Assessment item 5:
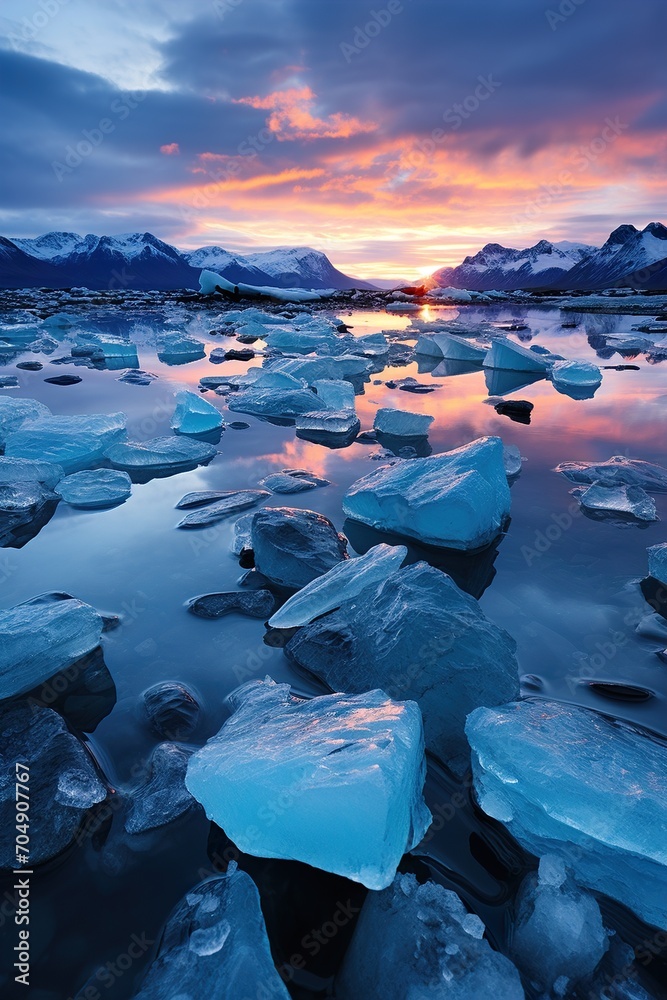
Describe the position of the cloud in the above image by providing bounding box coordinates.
[234,86,376,140]
[160,142,180,155]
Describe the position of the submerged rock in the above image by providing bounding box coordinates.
[572,483,658,523]
[466,700,667,928]
[0,702,106,867]
[374,407,433,437]
[337,873,525,1000]
[269,543,407,629]
[250,506,348,588]
[185,679,431,889]
[187,590,275,619]
[0,593,103,700]
[5,412,127,472]
[171,389,224,435]
[131,866,290,999]
[287,562,519,771]
[177,490,269,528]
[555,455,667,492]
[55,469,132,509]
[343,436,511,550]
[510,855,608,996]
[125,744,197,834]
[142,682,200,740]
[107,435,217,474]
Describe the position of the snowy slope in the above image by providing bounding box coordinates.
[244,246,376,290]
[562,223,667,289]
[12,232,85,261]
[431,239,595,291]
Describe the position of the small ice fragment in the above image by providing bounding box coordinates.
[171,389,224,435]
[374,407,433,437]
[55,469,132,509]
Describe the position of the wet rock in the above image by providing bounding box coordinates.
[177,490,270,528]
[494,399,534,423]
[175,490,232,509]
[187,590,275,619]
[44,374,82,386]
[16,361,43,371]
[142,682,201,740]
[251,507,348,589]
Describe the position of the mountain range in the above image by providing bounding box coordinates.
[430,223,667,292]
[0,232,376,291]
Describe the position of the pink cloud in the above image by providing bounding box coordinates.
[234,86,375,141]
[160,142,180,155]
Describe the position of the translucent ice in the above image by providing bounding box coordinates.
[551,359,602,388]
[125,744,197,834]
[0,456,63,489]
[510,855,608,995]
[5,412,127,472]
[466,699,667,928]
[504,443,523,479]
[157,331,205,363]
[555,455,667,492]
[267,354,372,382]
[648,542,667,585]
[142,682,201,740]
[417,331,487,362]
[0,593,104,700]
[484,337,551,372]
[171,389,224,435]
[55,469,132,509]
[228,386,319,418]
[0,396,51,446]
[0,480,59,548]
[251,506,348,588]
[177,490,269,528]
[107,435,217,473]
[269,543,407,629]
[312,378,356,410]
[185,679,431,889]
[374,407,434,437]
[337,873,525,1000]
[572,483,658,522]
[131,865,290,999]
[287,563,519,770]
[343,436,511,550]
[0,702,106,867]
[259,470,328,494]
[295,409,360,436]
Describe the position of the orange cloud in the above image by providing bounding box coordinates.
[234,86,376,141]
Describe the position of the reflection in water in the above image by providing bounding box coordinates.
[1,302,667,997]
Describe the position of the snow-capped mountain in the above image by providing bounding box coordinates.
[0,231,374,291]
[429,224,667,292]
[431,239,595,291]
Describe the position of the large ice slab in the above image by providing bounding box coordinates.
[466,699,667,928]
[131,865,290,999]
[0,397,51,446]
[228,386,319,418]
[266,354,372,383]
[171,389,224,435]
[55,469,132,509]
[484,337,551,372]
[555,455,667,492]
[0,702,107,867]
[572,483,658,522]
[312,378,356,410]
[343,436,511,550]
[5,412,127,472]
[106,435,217,473]
[416,331,487,362]
[157,331,205,363]
[269,543,407,629]
[199,268,324,303]
[0,456,63,489]
[288,563,519,770]
[510,856,608,995]
[0,593,104,700]
[337,873,525,1000]
[374,407,433,437]
[185,679,431,889]
[251,506,348,588]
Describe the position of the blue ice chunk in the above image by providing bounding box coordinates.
[374,407,433,437]
[251,506,348,588]
[0,593,104,700]
[312,378,356,410]
[466,699,667,928]
[5,412,127,472]
[171,389,224,435]
[648,542,667,585]
[106,435,217,473]
[131,865,290,999]
[337,873,525,999]
[186,679,431,889]
[0,397,51,446]
[343,435,510,550]
[55,469,132,509]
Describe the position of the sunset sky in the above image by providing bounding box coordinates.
[1,0,665,280]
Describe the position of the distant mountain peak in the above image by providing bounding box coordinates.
[604,224,639,247]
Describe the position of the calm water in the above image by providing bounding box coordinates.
[1,301,666,998]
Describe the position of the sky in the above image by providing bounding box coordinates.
[1,0,665,280]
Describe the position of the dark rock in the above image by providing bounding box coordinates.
[0,701,107,867]
[494,399,534,424]
[175,490,233,510]
[16,361,43,371]
[44,374,82,385]
[177,490,270,528]
[251,507,348,589]
[142,682,201,740]
[229,421,250,429]
[0,375,19,387]
[225,348,256,361]
[187,590,275,619]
